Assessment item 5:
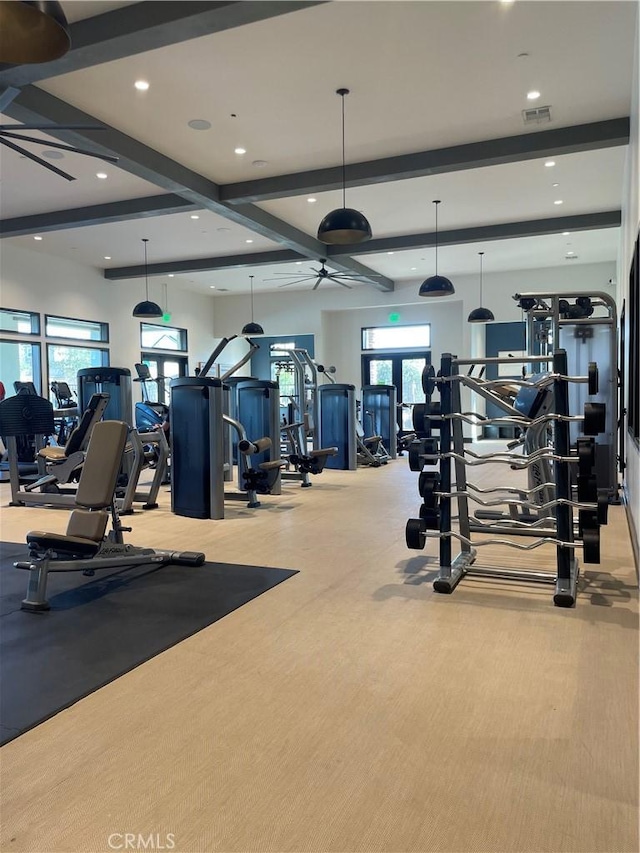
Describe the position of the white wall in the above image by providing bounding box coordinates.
[619,0,640,556]
[212,260,617,377]
[0,243,216,400]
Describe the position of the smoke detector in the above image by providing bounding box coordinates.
[522,105,552,125]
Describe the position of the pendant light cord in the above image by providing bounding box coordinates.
[143,238,150,300]
[250,275,255,321]
[433,200,440,275]
[479,252,484,304]
[341,92,346,209]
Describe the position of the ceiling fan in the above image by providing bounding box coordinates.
[263,259,382,290]
[0,123,119,181]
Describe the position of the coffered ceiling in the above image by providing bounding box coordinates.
[0,0,636,295]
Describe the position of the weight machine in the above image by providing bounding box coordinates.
[273,346,339,483]
[515,290,619,501]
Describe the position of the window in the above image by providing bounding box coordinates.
[45,315,109,342]
[47,344,109,396]
[0,308,40,335]
[362,324,431,350]
[140,323,187,352]
[0,340,42,394]
[628,234,639,442]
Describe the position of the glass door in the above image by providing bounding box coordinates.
[141,353,188,405]
[362,352,430,432]
[400,357,427,431]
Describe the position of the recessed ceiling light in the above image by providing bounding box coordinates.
[307,197,317,203]
[552,182,559,187]
[296,261,303,265]
[411,267,417,271]
[42,149,64,159]
[527,90,541,100]
[104,256,111,260]
[554,199,564,205]
[134,80,149,91]
[245,239,253,243]
[566,251,575,256]
[562,231,570,236]
[188,119,211,130]
[387,251,394,255]
[545,160,556,168]
[190,214,200,220]
[33,235,42,240]
[234,147,246,155]
[96,172,108,179]
[210,285,216,289]
[168,274,174,277]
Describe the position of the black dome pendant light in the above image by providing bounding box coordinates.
[132,239,163,318]
[241,275,264,335]
[317,88,372,245]
[0,1,71,65]
[419,200,455,297]
[467,251,495,323]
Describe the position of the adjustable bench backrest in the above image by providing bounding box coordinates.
[65,392,110,455]
[66,420,129,541]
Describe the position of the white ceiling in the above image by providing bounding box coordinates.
[0,0,636,295]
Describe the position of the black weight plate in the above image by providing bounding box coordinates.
[577,474,598,502]
[588,362,599,395]
[578,508,599,538]
[408,440,425,472]
[576,437,595,475]
[406,517,426,550]
[583,402,606,436]
[412,404,426,433]
[422,364,436,397]
[597,490,609,526]
[582,527,600,564]
[426,402,442,417]
[419,506,441,529]
[418,471,440,498]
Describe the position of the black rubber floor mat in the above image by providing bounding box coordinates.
[0,541,297,745]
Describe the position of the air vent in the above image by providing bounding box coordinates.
[565,255,579,260]
[217,288,229,291]
[522,105,552,125]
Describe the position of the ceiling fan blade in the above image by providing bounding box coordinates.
[278,278,313,288]
[331,272,384,279]
[337,280,353,289]
[0,131,119,163]
[264,274,315,282]
[0,137,76,181]
[312,278,323,290]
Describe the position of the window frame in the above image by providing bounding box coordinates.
[46,342,110,396]
[627,233,639,446]
[139,322,188,353]
[0,307,40,336]
[0,338,42,394]
[44,314,109,344]
[361,323,431,352]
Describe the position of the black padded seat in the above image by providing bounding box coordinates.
[26,531,101,557]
